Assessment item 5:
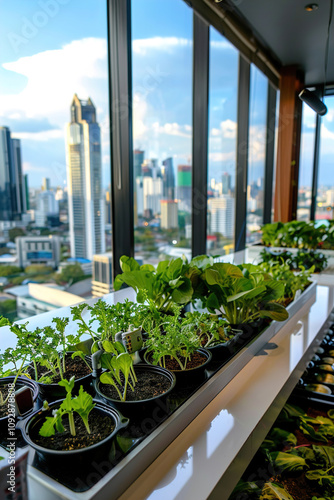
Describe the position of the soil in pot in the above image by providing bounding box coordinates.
[28,355,91,384]
[99,370,171,402]
[162,352,207,371]
[0,384,14,418]
[271,473,320,500]
[31,409,115,451]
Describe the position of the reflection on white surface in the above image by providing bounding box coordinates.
[206,411,234,459]
[147,447,193,500]
[289,321,304,373]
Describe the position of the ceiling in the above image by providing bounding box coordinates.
[213,0,334,86]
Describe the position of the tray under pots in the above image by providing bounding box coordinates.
[93,364,176,418]
[20,399,128,465]
[0,376,39,437]
[144,348,212,383]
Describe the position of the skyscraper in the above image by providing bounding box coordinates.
[66,94,105,260]
[222,172,231,195]
[0,127,26,221]
[162,157,175,199]
[177,164,192,212]
[133,149,144,179]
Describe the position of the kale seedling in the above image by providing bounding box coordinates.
[39,377,95,437]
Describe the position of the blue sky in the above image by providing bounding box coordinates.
[1,0,331,193]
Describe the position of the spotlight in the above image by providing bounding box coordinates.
[298,89,327,116]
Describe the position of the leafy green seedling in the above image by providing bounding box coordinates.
[39,377,95,437]
[100,344,137,402]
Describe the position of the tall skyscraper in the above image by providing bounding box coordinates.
[66,94,105,260]
[0,127,26,221]
[222,172,231,195]
[162,157,175,199]
[208,195,235,239]
[177,164,192,212]
[133,149,144,179]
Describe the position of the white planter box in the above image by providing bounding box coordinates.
[25,282,317,500]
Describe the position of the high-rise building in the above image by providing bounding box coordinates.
[177,164,192,212]
[143,176,163,215]
[66,94,105,260]
[91,252,113,298]
[0,127,26,221]
[161,200,178,229]
[35,190,59,227]
[162,157,175,199]
[134,149,144,179]
[42,177,51,191]
[208,195,235,239]
[222,172,231,195]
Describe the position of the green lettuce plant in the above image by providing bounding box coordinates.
[201,263,288,324]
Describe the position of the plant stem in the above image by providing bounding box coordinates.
[68,412,76,436]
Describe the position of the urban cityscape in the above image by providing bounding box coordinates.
[1,89,334,321]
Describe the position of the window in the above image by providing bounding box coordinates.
[207,27,239,256]
[0,0,111,318]
[131,0,193,265]
[316,95,334,221]
[297,103,316,221]
[246,65,268,244]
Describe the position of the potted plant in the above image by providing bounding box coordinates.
[113,256,194,314]
[199,263,288,339]
[181,311,243,360]
[143,307,212,381]
[93,341,176,416]
[71,298,146,347]
[21,377,128,463]
[0,338,39,434]
[9,318,92,400]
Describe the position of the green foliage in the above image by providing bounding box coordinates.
[39,378,95,437]
[259,482,294,500]
[0,265,21,277]
[145,308,202,370]
[259,248,328,273]
[261,220,330,250]
[99,342,137,401]
[261,428,297,453]
[0,300,16,317]
[8,227,25,242]
[55,263,86,284]
[181,311,235,347]
[114,256,194,313]
[71,299,145,344]
[24,264,54,275]
[259,261,312,302]
[201,262,288,324]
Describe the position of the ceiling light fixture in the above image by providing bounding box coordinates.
[299,0,333,115]
[298,89,327,115]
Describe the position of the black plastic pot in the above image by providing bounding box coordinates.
[20,399,128,464]
[32,352,92,401]
[206,330,245,361]
[144,348,212,382]
[93,364,176,417]
[227,318,268,343]
[0,376,39,437]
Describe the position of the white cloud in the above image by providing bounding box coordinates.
[210,119,237,139]
[209,151,235,162]
[133,37,192,56]
[13,129,64,142]
[152,122,192,138]
[1,38,108,133]
[321,123,334,140]
[210,40,234,51]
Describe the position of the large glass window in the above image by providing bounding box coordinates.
[131,0,193,265]
[0,0,111,318]
[246,65,268,244]
[206,27,239,256]
[316,95,334,221]
[297,103,316,221]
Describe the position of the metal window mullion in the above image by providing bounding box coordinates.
[107,0,134,279]
[191,12,210,257]
[234,55,250,251]
[263,82,277,224]
[310,112,321,221]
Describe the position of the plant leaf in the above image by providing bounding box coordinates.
[260,482,294,500]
